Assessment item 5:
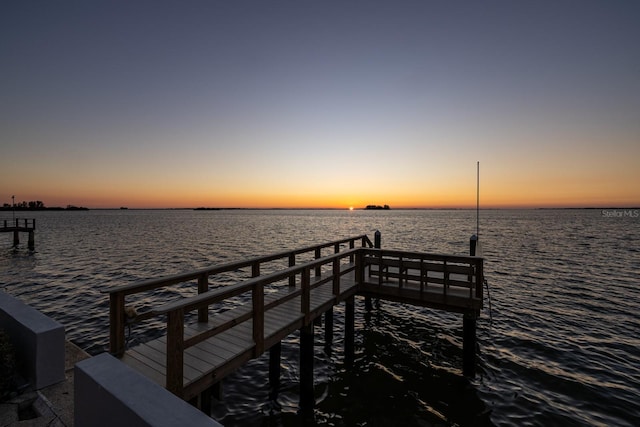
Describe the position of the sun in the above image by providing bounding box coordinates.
[349,206,354,211]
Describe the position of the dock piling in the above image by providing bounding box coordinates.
[324,308,333,354]
[345,296,355,366]
[470,234,478,256]
[269,342,282,401]
[463,313,477,377]
[463,234,480,377]
[299,324,315,412]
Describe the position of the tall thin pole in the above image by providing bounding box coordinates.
[476,162,479,238]
[12,195,15,222]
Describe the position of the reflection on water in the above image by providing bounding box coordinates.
[1,209,638,426]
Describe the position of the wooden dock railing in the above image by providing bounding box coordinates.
[150,248,363,397]
[105,235,373,357]
[361,248,484,311]
[104,233,485,402]
[1,218,36,230]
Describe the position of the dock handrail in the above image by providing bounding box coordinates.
[105,234,373,357]
[151,249,360,397]
[1,218,36,230]
[361,248,484,302]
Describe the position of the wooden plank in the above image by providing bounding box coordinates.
[144,339,223,380]
[182,342,226,368]
[135,341,201,385]
[121,352,166,386]
[215,326,255,352]
[180,328,250,359]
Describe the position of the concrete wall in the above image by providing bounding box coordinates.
[75,353,223,427]
[0,291,65,389]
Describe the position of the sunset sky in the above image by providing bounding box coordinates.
[1,1,639,209]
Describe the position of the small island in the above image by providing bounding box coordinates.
[364,204,390,210]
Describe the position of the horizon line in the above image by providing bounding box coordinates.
[7,206,636,211]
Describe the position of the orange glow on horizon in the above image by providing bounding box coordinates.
[6,188,638,210]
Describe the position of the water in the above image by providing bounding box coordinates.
[0,209,638,426]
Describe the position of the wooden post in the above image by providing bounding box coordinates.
[289,254,296,287]
[301,267,310,324]
[463,312,477,378]
[13,230,19,247]
[109,292,125,357]
[349,239,355,263]
[314,248,321,277]
[197,272,209,323]
[166,308,185,398]
[355,249,363,284]
[324,308,333,355]
[252,283,265,357]
[212,381,223,401]
[269,342,282,401]
[299,323,314,412]
[345,296,355,366]
[365,231,381,311]
[332,258,340,296]
[200,387,212,415]
[374,230,381,249]
[470,234,478,256]
[28,231,34,251]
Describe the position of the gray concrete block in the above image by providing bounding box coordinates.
[74,353,222,427]
[0,291,65,389]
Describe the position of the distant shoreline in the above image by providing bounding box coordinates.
[3,207,637,211]
[0,206,89,211]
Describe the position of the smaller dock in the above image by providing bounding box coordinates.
[1,218,36,250]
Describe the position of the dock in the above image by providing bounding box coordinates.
[105,233,483,416]
[1,218,36,250]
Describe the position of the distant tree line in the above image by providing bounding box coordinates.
[1,201,88,210]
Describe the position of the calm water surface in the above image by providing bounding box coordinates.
[1,209,638,426]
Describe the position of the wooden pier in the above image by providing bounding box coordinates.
[105,234,483,415]
[1,218,35,250]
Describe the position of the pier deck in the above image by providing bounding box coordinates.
[105,234,483,407]
[121,270,359,400]
[1,218,36,249]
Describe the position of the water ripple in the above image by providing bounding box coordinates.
[1,209,638,426]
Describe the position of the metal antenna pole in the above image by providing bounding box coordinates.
[476,162,479,238]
